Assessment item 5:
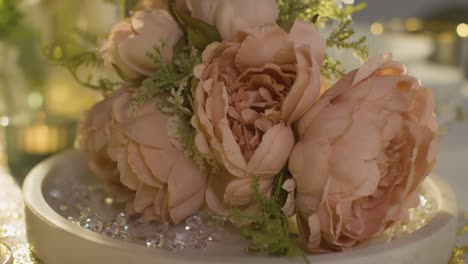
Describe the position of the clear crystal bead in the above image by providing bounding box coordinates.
[116,212,129,227]
[192,231,210,249]
[79,207,93,219]
[207,228,224,241]
[175,233,190,245]
[115,231,130,241]
[206,215,226,229]
[146,233,164,248]
[165,240,185,251]
[103,223,121,238]
[185,215,203,232]
[165,233,191,251]
[83,218,103,233]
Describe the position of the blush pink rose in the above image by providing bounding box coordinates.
[79,89,132,199]
[104,89,208,224]
[289,54,438,252]
[101,9,183,81]
[192,21,326,215]
[80,87,208,224]
[187,0,278,40]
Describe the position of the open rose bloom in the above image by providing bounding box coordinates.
[77,0,440,256]
[289,54,438,252]
[191,20,325,215]
[80,88,207,224]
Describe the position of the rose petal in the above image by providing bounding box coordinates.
[235,25,288,70]
[282,47,321,123]
[224,177,274,206]
[288,20,326,64]
[246,122,295,177]
[133,184,158,213]
[168,155,207,224]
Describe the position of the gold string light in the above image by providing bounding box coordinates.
[370,22,384,36]
[457,23,468,38]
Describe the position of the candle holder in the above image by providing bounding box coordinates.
[2,113,77,184]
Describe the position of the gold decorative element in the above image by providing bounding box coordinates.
[449,247,468,264]
[0,169,42,264]
[449,212,468,263]
[0,243,12,264]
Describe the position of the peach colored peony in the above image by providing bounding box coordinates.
[80,87,207,224]
[187,0,278,40]
[79,89,129,198]
[192,21,326,215]
[289,54,438,252]
[101,9,183,81]
[102,89,208,224]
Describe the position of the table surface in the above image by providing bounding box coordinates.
[436,121,468,212]
[0,122,467,264]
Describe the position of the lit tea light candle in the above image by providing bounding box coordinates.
[17,124,62,156]
[4,116,77,179]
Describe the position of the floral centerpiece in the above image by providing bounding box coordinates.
[70,0,438,259]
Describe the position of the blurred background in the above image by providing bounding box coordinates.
[0,0,120,179]
[0,0,466,182]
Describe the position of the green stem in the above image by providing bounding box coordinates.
[119,0,127,20]
[0,45,15,116]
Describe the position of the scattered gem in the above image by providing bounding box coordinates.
[116,211,129,230]
[192,231,210,249]
[146,233,164,248]
[83,218,104,233]
[185,215,202,232]
[42,175,443,254]
[165,233,189,251]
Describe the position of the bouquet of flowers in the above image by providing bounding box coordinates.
[76,0,438,258]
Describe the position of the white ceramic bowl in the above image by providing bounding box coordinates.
[23,151,458,264]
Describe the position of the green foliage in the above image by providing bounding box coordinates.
[327,17,368,62]
[277,0,318,28]
[133,39,199,112]
[277,0,369,80]
[0,0,23,40]
[169,0,221,50]
[133,39,208,170]
[321,54,346,80]
[43,29,120,93]
[0,0,46,91]
[230,170,308,262]
[105,0,139,19]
